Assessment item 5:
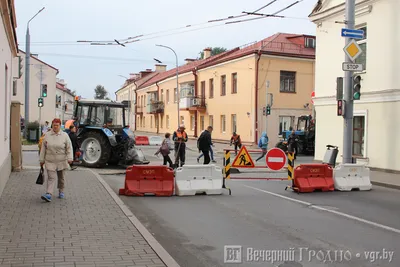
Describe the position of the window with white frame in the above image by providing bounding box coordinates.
[166,115,169,129]
[143,116,146,127]
[209,115,213,128]
[190,115,195,130]
[279,116,293,135]
[220,115,226,133]
[305,37,316,48]
[174,88,177,103]
[150,116,153,128]
[353,116,365,156]
[200,116,205,131]
[160,115,163,129]
[231,114,237,133]
[180,116,184,125]
[355,25,367,70]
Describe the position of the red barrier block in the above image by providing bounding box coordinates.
[135,136,149,145]
[293,164,334,193]
[119,165,174,196]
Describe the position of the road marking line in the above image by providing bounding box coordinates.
[243,185,400,235]
[267,157,285,163]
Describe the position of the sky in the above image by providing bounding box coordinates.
[15,0,317,100]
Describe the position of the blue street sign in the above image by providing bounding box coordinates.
[341,28,364,39]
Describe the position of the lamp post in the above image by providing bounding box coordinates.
[117,75,131,127]
[156,44,179,127]
[24,7,45,138]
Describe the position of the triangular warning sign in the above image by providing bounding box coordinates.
[231,146,255,168]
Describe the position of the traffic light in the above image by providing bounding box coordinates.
[337,100,346,116]
[18,56,23,78]
[64,104,67,111]
[353,75,361,100]
[262,107,266,116]
[38,97,44,107]
[266,105,271,115]
[42,84,48,97]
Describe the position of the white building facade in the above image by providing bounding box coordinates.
[12,51,58,125]
[310,0,400,171]
[55,79,75,123]
[0,0,18,196]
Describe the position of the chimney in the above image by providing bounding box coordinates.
[203,48,212,59]
[185,58,196,64]
[129,73,140,80]
[139,69,153,78]
[155,64,167,72]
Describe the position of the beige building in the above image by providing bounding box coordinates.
[13,51,59,125]
[55,79,75,123]
[0,0,18,196]
[129,33,315,146]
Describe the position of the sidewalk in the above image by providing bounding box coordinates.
[0,169,179,267]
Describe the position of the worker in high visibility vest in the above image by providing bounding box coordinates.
[172,124,188,167]
[230,132,242,155]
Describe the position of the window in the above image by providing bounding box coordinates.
[166,115,169,129]
[355,26,367,70]
[180,116,184,125]
[200,116,205,131]
[144,95,146,106]
[305,37,315,48]
[174,88,177,103]
[279,116,293,135]
[209,79,214,98]
[280,71,296,93]
[220,115,226,133]
[150,116,153,128]
[209,115,213,128]
[190,115,195,130]
[201,81,206,98]
[160,115,163,129]
[166,90,169,103]
[231,114,237,133]
[221,75,226,96]
[143,116,146,127]
[231,73,237,94]
[161,89,164,101]
[4,64,8,139]
[353,116,365,156]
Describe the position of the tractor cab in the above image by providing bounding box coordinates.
[69,98,148,168]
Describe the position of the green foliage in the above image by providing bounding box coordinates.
[94,85,109,99]
[198,47,228,59]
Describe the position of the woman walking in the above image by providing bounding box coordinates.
[39,118,73,202]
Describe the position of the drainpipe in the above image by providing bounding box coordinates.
[156,82,160,134]
[254,52,262,144]
[133,80,138,131]
[192,69,198,137]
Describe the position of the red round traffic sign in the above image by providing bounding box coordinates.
[265,148,287,171]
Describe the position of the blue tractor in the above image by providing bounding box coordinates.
[275,115,315,155]
[67,98,149,168]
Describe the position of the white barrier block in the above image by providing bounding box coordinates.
[149,136,163,146]
[175,164,223,196]
[333,163,372,191]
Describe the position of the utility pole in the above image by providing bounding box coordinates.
[38,65,43,135]
[342,0,356,164]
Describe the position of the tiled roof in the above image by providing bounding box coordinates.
[137,32,315,90]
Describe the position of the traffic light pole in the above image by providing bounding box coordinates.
[38,65,43,136]
[342,0,356,164]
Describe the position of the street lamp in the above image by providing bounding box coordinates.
[156,44,180,127]
[117,75,131,127]
[24,7,45,138]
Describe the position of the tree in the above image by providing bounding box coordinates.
[94,85,109,99]
[198,47,228,59]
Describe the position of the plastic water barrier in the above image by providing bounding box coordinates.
[293,164,335,193]
[135,136,149,145]
[149,136,163,146]
[175,164,224,196]
[333,163,372,191]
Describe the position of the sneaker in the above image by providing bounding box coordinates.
[59,192,65,199]
[212,160,216,163]
[197,158,199,163]
[41,193,51,202]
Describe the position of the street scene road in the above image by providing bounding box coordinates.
[22,146,399,267]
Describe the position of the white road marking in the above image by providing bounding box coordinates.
[267,157,285,163]
[243,185,400,235]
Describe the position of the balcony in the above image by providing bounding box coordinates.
[147,100,165,114]
[179,96,206,111]
[136,106,144,114]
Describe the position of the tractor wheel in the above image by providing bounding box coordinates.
[80,131,111,168]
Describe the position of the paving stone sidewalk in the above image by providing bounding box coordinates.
[0,170,167,267]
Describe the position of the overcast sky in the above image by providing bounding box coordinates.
[15,0,317,99]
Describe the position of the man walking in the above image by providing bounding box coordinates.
[197,126,213,164]
[172,124,188,167]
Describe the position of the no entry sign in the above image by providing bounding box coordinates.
[266,148,287,171]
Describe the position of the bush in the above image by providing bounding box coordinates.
[26,121,39,130]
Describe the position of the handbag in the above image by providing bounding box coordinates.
[36,167,44,185]
[160,140,170,156]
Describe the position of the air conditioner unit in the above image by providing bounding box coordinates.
[192,99,199,106]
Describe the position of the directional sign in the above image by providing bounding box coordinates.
[342,62,363,72]
[343,39,363,62]
[265,148,287,171]
[232,146,254,168]
[341,28,364,39]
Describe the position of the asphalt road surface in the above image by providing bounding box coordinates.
[100,146,400,267]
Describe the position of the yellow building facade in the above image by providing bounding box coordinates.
[119,33,316,146]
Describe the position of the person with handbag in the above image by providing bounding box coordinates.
[39,118,73,202]
[155,133,174,167]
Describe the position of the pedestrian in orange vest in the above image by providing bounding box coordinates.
[172,124,188,167]
[230,132,242,155]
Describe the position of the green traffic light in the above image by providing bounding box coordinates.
[353,92,361,100]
